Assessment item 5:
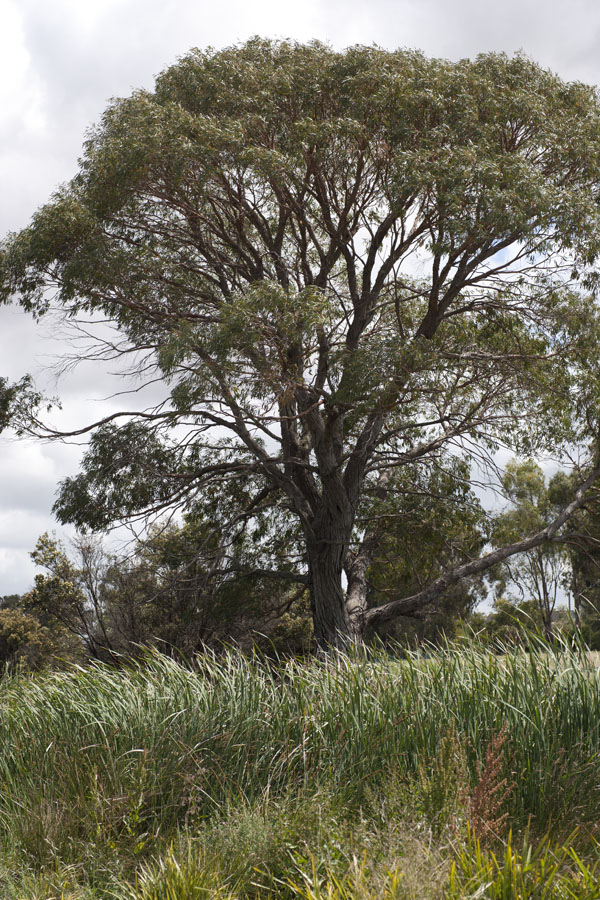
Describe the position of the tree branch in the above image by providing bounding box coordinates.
[365,461,600,627]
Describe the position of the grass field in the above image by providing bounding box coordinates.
[1,643,600,897]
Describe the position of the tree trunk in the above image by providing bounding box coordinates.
[571,568,582,629]
[306,523,362,651]
[344,546,371,639]
[538,558,555,643]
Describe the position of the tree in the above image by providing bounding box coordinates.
[27,527,312,659]
[0,608,54,670]
[568,509,600,644]
[365,456,488,643]
[490,460,571,642]
[4,41,600,649]
[0,376,41,435]
[0,589,83,669]
[546,468,600,645]
[0,594,24,610]
[27,532,111,660]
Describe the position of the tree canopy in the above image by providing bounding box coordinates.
[4,40,600,648]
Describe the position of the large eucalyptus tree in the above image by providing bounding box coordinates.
[4,40,600,648]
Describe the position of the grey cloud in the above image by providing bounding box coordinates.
[0,547,38,596]
[8,0,600,237]
[0,437,81,513]
[300,0,600,84]
[0,305,168,412]
[0,440,80,594]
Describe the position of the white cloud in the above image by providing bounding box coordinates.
[0,1,45,139]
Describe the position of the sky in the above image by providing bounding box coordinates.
[2,0,600,595]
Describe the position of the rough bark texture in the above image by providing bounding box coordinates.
[308,543,352,651]
[344,546,372,640]
[305,506,356,650]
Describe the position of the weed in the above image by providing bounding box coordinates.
[0,644,599,895]
[449,829,600,899]
[466,724,513,845]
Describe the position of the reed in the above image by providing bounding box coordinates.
[0,641,599,896]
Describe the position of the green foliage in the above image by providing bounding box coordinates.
[54,423,184,531]
[366,457,487,642]
[27,525,312,660]
[0,645,598,851]
[129,850,238,899]
[477,597,547,646]
[490,460,571,640]
[0,608,54,670]
[0,591,82,670]
[417,726,469,835]
[449,830,600,899]
[545,470,600,647]
[0,594,25,610]
[0,374,44,435]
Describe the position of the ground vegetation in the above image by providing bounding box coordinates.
[0,644,598,897]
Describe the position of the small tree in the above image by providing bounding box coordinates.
[0,593,83,670]
[4,41,600,648]
[546,469,600,644]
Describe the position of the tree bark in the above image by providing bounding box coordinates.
[302,460,600,652]
[344,546,372,640]
[305,513,360,651]
[537,556,555,643]
[307,545,352,651]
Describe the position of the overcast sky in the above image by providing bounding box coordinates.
[2,0,600,595]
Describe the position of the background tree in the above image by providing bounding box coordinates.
[490,460,571,642]
[0,376,42,435]
[27,526,312,659]
[0,608,54,670]
[545,468,600,646]
[364,455,488,643]
[0,592,83,670]
[4,41,600,648]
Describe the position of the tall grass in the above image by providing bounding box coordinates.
[0,642,600,896]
